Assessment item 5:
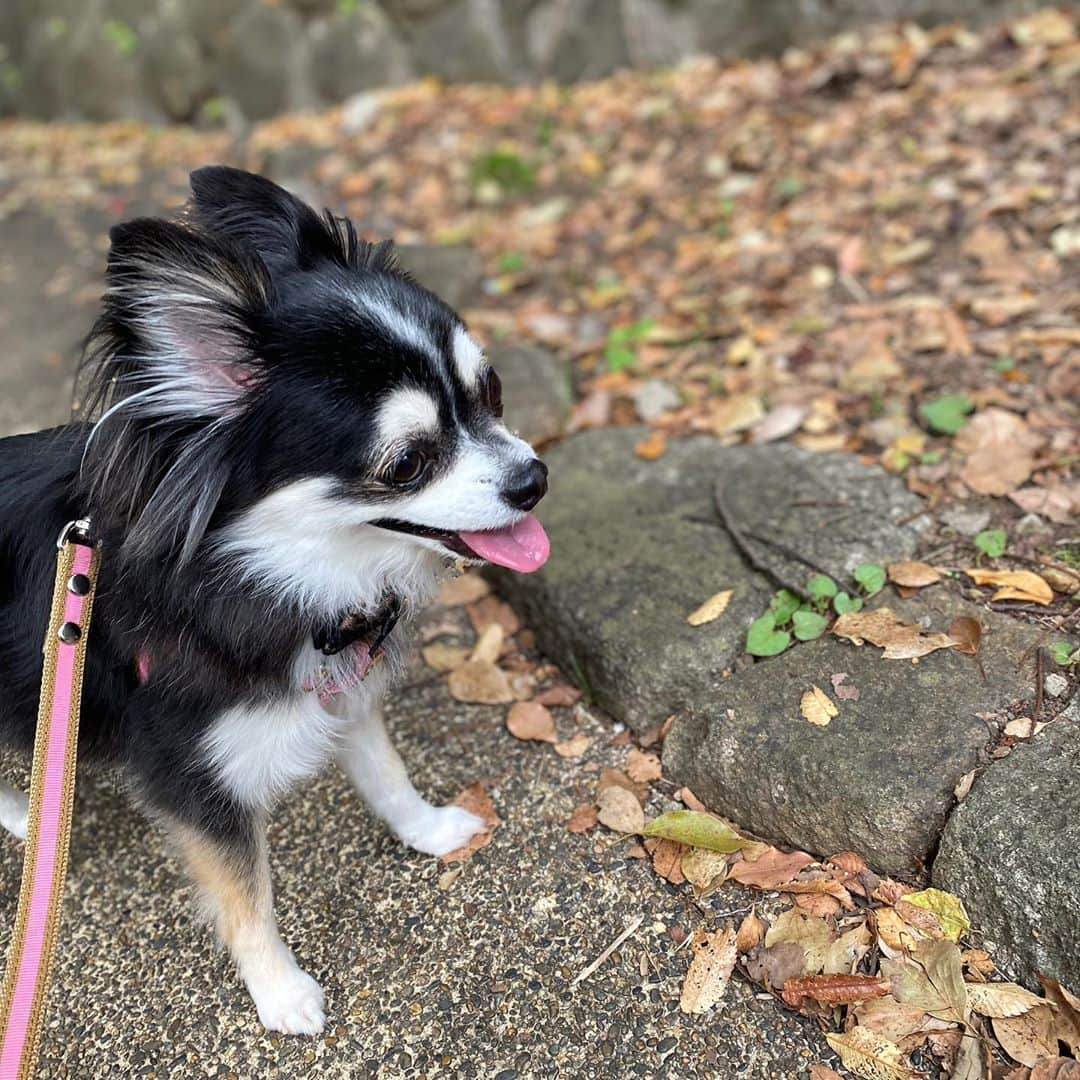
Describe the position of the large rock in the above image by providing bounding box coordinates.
[215,3,305,120]
[494,428,775,733]
[662,595,1047,879]
[139,10,212,122]
[488,344,570,447]
[307,6,412,104]
[409,0,515,83]
[395,243,485,311]
[715,443,928,595]
[933,700,1080,989]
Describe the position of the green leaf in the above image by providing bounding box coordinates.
[1051,641,1079,666]
[497,251,526,273]
[806,574,838,600]
[833,592,863,615]
[746,612,792,657]
[642,811,750,853]
[769,589,801,625]
[854,563,886,596]
[604,343,637,372]
[919,393,974,435]
[792,610,828,641]
[974,529,1007,558]
[904,888,971,943]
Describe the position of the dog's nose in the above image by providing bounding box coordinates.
[503,458,548,512]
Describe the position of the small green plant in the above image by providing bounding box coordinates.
[1050,641,1080,667]
[974,529,1007,559]
[769,589,801,625]
[774,176,805,203]
[604,319,655,372]
[497,251,527,273]
[792,610,828,641]
[807,575,838,602]
[919,393,974,436]
[470,149,536,194]
[338,0,361,12]
[833,592,863,615]
[989,356,1016,374]
[103,20,137,57]
[854,563,886,596]
[746,612,792,657]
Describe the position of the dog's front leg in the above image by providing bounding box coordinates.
[165,812,326,1035]
[336,700,485,857]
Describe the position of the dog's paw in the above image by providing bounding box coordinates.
[397,805,487,857]
[0,788,28,841]
[248,961,326,1036]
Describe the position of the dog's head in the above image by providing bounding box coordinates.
[81,167,549,606]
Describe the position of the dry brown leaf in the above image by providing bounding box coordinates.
[466,595,521,636]
[948,617,982,656]
[680,925,738,1014]
[1011,485,1078,525]
[793,892,843,919]
[765,909,836,974]
[825,1027,916,1080]
[831,672,861,700]
[993,1006,1060,1068]
[809,1066,844,1080]
[437,865,463,890]
[783,877,855,911]
[1040,977,1080,1057]
[955,408,1044,496]
[470,622,505,664]
[448,660,515,704]
[596,786,645,834]
[781,973,893,1009]
[750,404,808,444]
[833,608,958,660]
[506,701,558,743]
[680,848,729,893]
[854,995,938,1046]
[744,941,809,991]
[626,748,663,783]
[679,787,709,812]
[646,837,687,884]
[962,949,995,982]
[801,685,839,726]
[954,770,977,801]
[533,684,583,707]
[710,393,765,436]
[728,847,815,889]
[597,768,644,801]
[736,909,766,953]
[1040,567,1080,595]
[566,803,599,833]
[1031,1060,1080,1080]
[553,733,593,758]
[439,782,500,864]
[687,588,734,626]
[966,981,1044,1018]
[634,429,668,460]
[874,907,930,954]
[437,574,492,606]
[421,641,472,672]
[887,561,943,588]
[964,569,1054,606]
[823,922,873,975]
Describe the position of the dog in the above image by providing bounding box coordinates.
[0,167,549,1034]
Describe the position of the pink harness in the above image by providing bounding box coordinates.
[0,521,99,1080]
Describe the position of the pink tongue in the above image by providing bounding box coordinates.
[459,514,550,573]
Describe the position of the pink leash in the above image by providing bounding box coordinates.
[0,520,99,1080]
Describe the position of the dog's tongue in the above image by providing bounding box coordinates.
[459,514,550,573]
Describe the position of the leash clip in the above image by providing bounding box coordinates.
[56,518,93,550]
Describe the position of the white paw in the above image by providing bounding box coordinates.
[397,805,486,857]
[0,790,28,841]
[247,960,326,1036]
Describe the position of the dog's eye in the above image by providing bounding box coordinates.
[482,368,503,418]
[389,449,427,485]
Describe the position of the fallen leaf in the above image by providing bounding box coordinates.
[967,981,1045,1018]
[887,562,943,588]
[646,837,687,884]
[743,941,808,991]
[1040,977,1080,1056]
[596,786,645,834]
[687,589,734,626]
[626,748,663,783]
[884,941,968,1023]
[553,733,593,758]
[801,685,839,726]
[439,782,500,864]
[680,847,729,893]
[955,408,1044,496]
[533,684,583,707]
[750,404,808,444]
[597,768,643,800]
[678,788,708,812]
[634,429,668,460]
[437,574,492,606]
[948,617,982,656]
[642,811,750,853]
[993,1007,1060,1067]
[448,660,515,704]
[831,672,861,700]
[1031,1060,1080,1080]
[680,925,738,1014]
[710,393,765,436]
[904,889,970,943]
[1004,716,1044,740]
[765,909,836,974]
[1010,486,1078,525]
[833,608,958,660]
[964,570,1054,606]
[825,1027,915,1080]
[854,995,937,1045]
[506,701,558,742]
[809,1066,844,1080]
[470,622,505,664]
[781,973,893,1009]
[728,847,815,889]
[823,922,873,975]
[566,803,599,833]
[950,1029,988,1080]
[422,641,472,672]
[954,770,977,801]
[466,595,521,636]
[736,909,766,953]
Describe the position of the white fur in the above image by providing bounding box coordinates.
[375,387,440,447]
[351,287,438,360]
[243,943,326,1036]
[451,326,485,388]
[0,780,28,840]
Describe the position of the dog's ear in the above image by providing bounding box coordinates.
[100,217,269,420]
[188,165,387,276]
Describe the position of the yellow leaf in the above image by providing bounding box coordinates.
[634,430,668,460]
[903,888,971,943]
[967,980,1045,1018]
[687,589,734,626]
[964,569,1054,606]
[801,685,838,726]
[825,1028,916,1080]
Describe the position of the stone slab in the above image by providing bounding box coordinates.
[488,343,571,447]
[395,243,485,312]
[933,699,1080,990]
[662,595,1047,879]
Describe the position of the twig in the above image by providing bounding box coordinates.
[896,506,933,527]
[1034,649,1044,723]
[571,914,645,986]
[713,486,781,583]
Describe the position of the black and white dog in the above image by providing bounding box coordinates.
[0,168,549,1034]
